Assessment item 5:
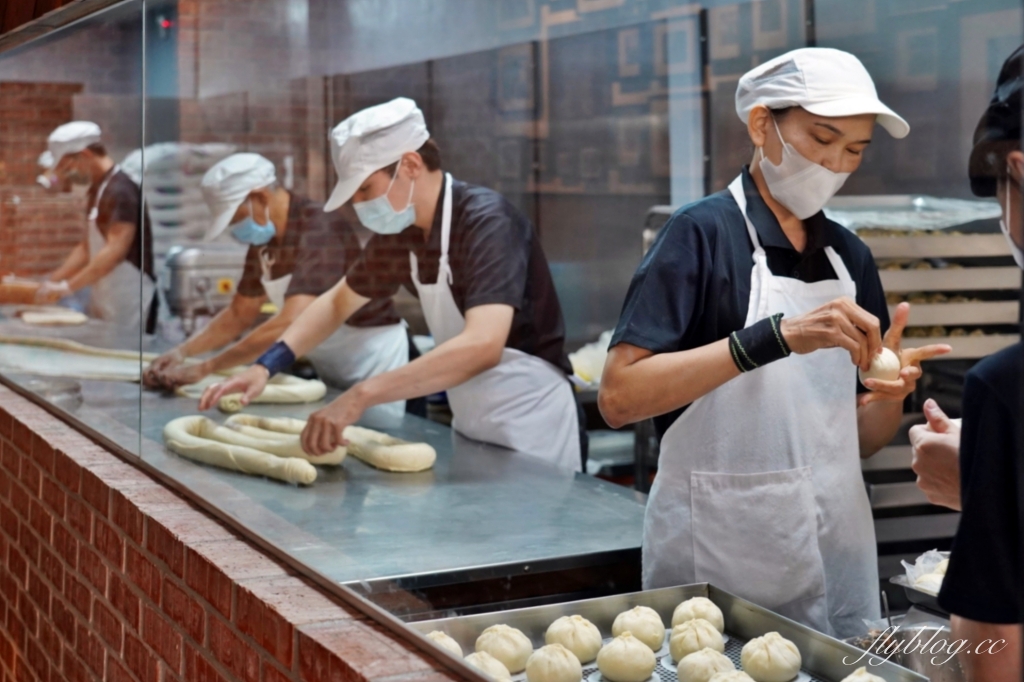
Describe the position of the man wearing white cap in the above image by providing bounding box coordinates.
[36,121,157,331]
[144,153,412,417]
[599,48,950,636]
[200,97,585,473]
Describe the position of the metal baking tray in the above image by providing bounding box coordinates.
[409,583,927,681]
[890,575,947,616]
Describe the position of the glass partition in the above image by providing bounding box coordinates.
[0,0,1020,671]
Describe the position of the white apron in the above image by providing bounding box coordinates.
[641,175,878,638]
[260,248,409,417]
[86,166,156,330]
[409,173,581,473]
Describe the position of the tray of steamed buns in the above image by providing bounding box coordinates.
[409,584,927,682]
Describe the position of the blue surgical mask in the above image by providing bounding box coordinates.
[353,167,416,235]
[230,199,276,245]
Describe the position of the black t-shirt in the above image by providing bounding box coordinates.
[88,168,154,279]
[610,167,890,438]
[938,342,1022,624]
[346,178,572,374]
[236,194,398,328]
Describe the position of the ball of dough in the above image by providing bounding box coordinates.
[426,631,462,657]
[670,618,724,662]
[612,606,665,651]
[710,673,756,682]
[672,597,725,633]
[476,624,534,674]
[840,667,885,682]
[545,615,602,663]
[914,572,944,595]
[526,644,583,682]
[934,558,949,576]
[597,632,657,682]
[859,348,901,385]
[465,651,512,682]
[741,632,801,682]
[678,648,735,682]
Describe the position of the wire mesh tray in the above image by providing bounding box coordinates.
[409,583,927,681]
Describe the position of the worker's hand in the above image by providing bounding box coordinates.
[300,388,366,456]
[143,349,185,388]
[158,361,212,391]
[858,303,951,405]
[198,365,269,411]
[909,399,962,511]
[780,296,882,371]
[33,280,70,305]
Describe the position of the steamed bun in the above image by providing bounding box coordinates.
[841,667,886,682]
[914,572,944,595]
[597,632,657,682]
[526,644,583,682]
[612,606,665,651]
[670,618,724,662]
[545,615,602,663]
[934,558,949,576]
[672,597,725,633]
[740,632,801,682]
[426,630,462,657]
[710,673,756,682]
[859,348,901,385]
[476,624,534,674]
[677,648,735,682]
[465,651,512,681]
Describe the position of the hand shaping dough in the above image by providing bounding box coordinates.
[176,373,327,413]
[672,597,725,633]
[611,606,665,651]
[224,415,345,464]
[670,618,724,662]
[678,648,735,682]
[476,624,533,674]
[710,673,755,682]
[840,668,885,682]
[525,644,583,682]
[426,631,463,657]
[342,425,436,472]
[163,416,316,485]
[545,615,602,664]
[465,651,512,682]
[859,348,901,385]
[740,632,801,682]
[596,632,656,682]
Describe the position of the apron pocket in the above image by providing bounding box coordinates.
[690,467,826,611]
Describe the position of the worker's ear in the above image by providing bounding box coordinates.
[747,105,772,150]
[401,151,426,180]
[248,187,273,216]
[1007,150,1024,185]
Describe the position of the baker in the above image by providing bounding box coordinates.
[35,121,157,332]
[144,153,413,417]
[199,98,585,473]
[910,45,1023,681]
[598,48,949,637]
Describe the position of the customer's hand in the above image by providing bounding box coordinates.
[909,399,961,511]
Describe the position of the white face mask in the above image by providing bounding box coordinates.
[758,115,851,220]
[1000,172,1024,270]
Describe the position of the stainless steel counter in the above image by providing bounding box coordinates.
[0,312,646,610]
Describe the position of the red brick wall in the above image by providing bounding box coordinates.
[0,189,85,278]
[0,385,461,682]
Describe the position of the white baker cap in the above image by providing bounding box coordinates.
[48,121,103,165]
[200,153,277,240]
[736,48,909,139]
[324,97,430,212]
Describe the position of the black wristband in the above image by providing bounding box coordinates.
[728,313,791,373]
[255,341,296,377]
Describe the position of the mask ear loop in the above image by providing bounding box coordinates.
[758,112,785,164]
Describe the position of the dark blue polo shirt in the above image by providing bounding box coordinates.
[610,167,890,438]
[938,342,1022,623]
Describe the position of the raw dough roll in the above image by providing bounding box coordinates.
[20,308,88,326]
[525,644,583,682]
[476,624,533,674]
[465,651,512,682]
[678,648,735,682]
[426,631,463,657]
[342,425,436,472]
[545,615,602,663]
[176,373,327,413]
[740,632,801,682]
[669,618,724,662]
[672,597,725,633]
[163,416,316,485]
[859,348,901,385]
[223,415,346,465]
[840,668,885,682]
[611,606,665,651]
[596,633,656,682]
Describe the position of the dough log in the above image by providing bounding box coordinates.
[342,425,436,472]
[224,414,345,465]
[176,373,328,413]
[163,416,316,485]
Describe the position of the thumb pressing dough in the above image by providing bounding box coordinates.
[216,415,345,465]
[859,348,901,385]
[163,416,316,485]
[175,372,327,413]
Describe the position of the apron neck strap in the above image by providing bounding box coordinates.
[440,173,453,262]
[91,164,120,213]
[727,175,764,255]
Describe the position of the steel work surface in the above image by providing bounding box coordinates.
[0,313,646,588]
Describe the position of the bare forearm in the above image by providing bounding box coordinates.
[50,243,88,282]
[951,616,1022,682]
[599,339,740,428]
[280,280,366,357]
[857,400,902,457]
[176,304,258,358]
[205,314,293,372]
[67,244,128,291]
